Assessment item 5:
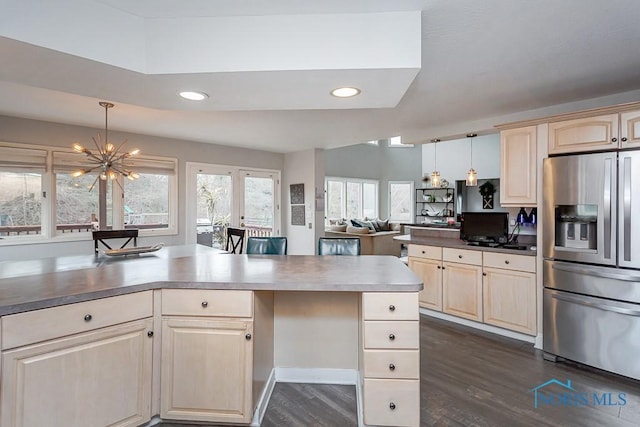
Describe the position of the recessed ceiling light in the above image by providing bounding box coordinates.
[331,87,361,98]
[178,91,209,101]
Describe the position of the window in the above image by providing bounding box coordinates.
[388,136,414,148]
[389,181,414,222]
[325,177,378,222]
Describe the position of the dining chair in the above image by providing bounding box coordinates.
[246,237,287,255]
[93,229,138,255]
[318,237,361,256]
[225,227,246,254]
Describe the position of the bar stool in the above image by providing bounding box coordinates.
[318,237,361,256]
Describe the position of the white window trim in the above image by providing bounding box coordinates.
[0,141,178,246]
[324,177,379,222]
[388,136,414,148]
[388,180,415,222]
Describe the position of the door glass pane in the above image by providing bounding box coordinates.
[244,176,274,237]
[0,171,42,236]
[124,174,169,229]
[389,182,412,222]
[326,180,344,221]
[363,182,377,219]
[197,173,232,248]
[346,182,361,219]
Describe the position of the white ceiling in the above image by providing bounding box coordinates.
[1,0,640,153]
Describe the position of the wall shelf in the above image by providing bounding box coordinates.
[416,187,455,221]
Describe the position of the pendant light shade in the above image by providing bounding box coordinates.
[466,133,478,186]
[431,139,441,187]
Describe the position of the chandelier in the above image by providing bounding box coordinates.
[71,101,139,191]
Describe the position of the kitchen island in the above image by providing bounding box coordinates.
[0,245,422,427]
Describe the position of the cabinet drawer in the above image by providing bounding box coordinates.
[443,248,482,265]
[407,244,441,260]
[363,321,419,350]
[483,251,536,273]
[362,292,419,321]
[363,350,419,379]
[162,289,253,318]
[2,291,153,350]
[363,378,420,427]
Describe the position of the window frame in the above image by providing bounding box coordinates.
[388,136,414,148]
[324,177,379,223]
[388,180,415,222]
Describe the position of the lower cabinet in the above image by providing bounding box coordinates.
[1,318,153,427]
[160,289,256,424]
[408,257,442,311]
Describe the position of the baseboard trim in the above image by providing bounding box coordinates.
[274,367,358,385]
[420,308,536,344]
[534,333,544,349]
[251,368,277,427]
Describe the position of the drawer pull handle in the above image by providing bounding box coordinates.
[84,314,92,322]
[389,304,396,311]
[389,402,396,410]
[201,301,208,308]
[147,331,154,338]
[505,260,510,264]
[389,333,396,341]
[389,363,396,371]
[245,333,252,340]
[421,251,425,254]
[458,255,463,259]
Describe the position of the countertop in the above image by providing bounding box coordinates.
[395,234,537,256]
[0,245,422,316]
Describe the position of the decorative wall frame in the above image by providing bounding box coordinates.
[290,183,305,205]
[291,205,305,226]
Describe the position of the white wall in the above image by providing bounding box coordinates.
[0,115,284,260]
[282,148,324,255]
[421,134,500,183]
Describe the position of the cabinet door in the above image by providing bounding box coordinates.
[483,267,536,335]
[500,126,537,206]
[408,258,442,311]
[621,110,640,148]
[548,114,619,154]
[442,262,483,321]
[1,318,153,427]
[161,317,253,424]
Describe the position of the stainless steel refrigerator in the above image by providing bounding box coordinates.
[543,150,640,380]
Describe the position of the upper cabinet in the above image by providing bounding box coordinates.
[548,109,640,154]
[621,110,640,148]
[500,126,537,206]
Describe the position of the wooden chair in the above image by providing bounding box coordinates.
[225,227,246,254]
[318,237,361,256]
[246,237,287,255]
[93,229,138,255]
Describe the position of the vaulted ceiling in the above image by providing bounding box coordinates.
[1,0,640,152]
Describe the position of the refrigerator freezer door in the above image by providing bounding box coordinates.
[543,152,617,265]
[619,150,640,269]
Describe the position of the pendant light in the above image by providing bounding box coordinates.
[466,133,478,186]
[430,138,441,187]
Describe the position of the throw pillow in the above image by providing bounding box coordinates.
[376,218,391,231]
[346,225,370,234]
[329,224,348,232]
[354,219,376,231]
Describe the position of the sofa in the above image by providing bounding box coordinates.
[324,221,403,256]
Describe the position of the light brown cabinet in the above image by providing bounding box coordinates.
[500,126,537,206]
[442,260,483,322]
[621,110,640,148]
[407,245,442,311]
[160,289,256,424]
[1,292,154,427]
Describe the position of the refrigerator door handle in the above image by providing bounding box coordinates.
[550,291,640,317]
[603,157,612,260]
[623,156,632,262]
[552,261,640,282]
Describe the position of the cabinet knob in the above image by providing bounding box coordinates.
[612,137,618,142]
[389,363,396,371]
[482,272,487,276]
[458,255,463,259]
[505,260,510,264]
[389,402,396,410]
[389,333,396,341]
[437,265,441,269]
[389,304,396,312]
[421,250,425,254]
[201,301,208,308]
[442,266,446,270]
[622,137,628,142]
[245,333,252,340]
[147,331,154,338]
[84,314,92,322]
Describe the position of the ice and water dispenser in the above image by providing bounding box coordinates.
[555,205,597,250]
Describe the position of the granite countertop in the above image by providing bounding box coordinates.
[396,234,537,257]
[0,245,422,316]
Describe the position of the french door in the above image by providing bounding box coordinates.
[186,163,280,247]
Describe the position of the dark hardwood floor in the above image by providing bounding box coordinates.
[160,314,640,426]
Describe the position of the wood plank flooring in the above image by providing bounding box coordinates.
[159,314,640,426]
